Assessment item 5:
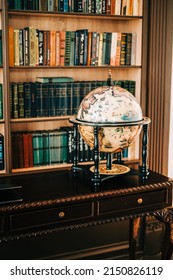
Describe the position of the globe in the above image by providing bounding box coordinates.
[77,85,143,153]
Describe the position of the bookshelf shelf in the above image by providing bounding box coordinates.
[0,0,146,176]
[10,65,142,70]
[11,116,72,123]
[8,10,143,21]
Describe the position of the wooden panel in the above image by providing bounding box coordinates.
[147,0,167,174]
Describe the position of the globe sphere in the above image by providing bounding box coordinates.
[77,86,143,153]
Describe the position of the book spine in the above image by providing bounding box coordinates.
[42,131,50,165]
[58,82,68,116]
[23,133,30,168]
[9,26,14,67]
[131,32,137,65]
[67,82,73,115]
[14,29,20,66]
[30,82,37,117]
[23,27,29,66]
[38,30,44,65]
[64,31,71,66]
[91,32,98,66]
[105,32,112,65]
[79,29,88,66]
[12,83,19,119]
[0,134,4,170]
[69,31,75,66]
[23,82,31,118]
[60,31,66,66]
[55,31,60,66]
[115,32,122,66]
[125,33,132,65]
[48,82,56,116]
[120,33,127,65]
[50,30,56,66]
[18,82,25,118]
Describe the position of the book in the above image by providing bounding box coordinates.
[55,31,60,66]
[42,130,50,165]
[105,32,112,65]
[18,29,24,66]
[23,82,32,118]
[0,134,4,170]
[11,83,19,119]
[32,131,44,166]
[38,30,44,65]
[59,30,66,66]
[120,33,127,65]
[69,31,75,66]
[91,32,98,66]
[49,30,56,66]
[36,76,74,83]
[131,32,137,65]
[36,82,49,117]
[65,31,72,66]
[115,0,122,15]
[57,82,68,116]
[125,33,132,65]
[110,32,118,66]
[9,26,14,67]
[17,82,25,118]
[48,82,56,116]
[14,29,20,66]
[115,32,122,66]
[61,126,74,163]
[78,29,88,66]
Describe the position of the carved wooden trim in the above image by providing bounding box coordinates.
[0,212,152,243]
[0,181,172,213]
[153,207,173,243]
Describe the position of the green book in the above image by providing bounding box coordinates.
[11,83,19,119]
[32,131,43,166]
[48,83,56,117]
[42,131,50,165]
[36,77,74,83]
[23,82,31,118]
[64,31,72,66]
[17,83,25,118]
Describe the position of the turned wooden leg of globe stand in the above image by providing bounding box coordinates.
[153,207,173,259]
[141,124,149,180]
[129,217,140,259]
[92,127,100,190]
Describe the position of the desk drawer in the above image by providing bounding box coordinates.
[98,190,168,215]
[10,202,93,231]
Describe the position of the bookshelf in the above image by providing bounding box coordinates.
[1,0,146,176]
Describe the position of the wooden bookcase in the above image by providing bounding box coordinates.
[1,0,147,176]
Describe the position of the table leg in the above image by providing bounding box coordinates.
[153,207,173,259]
[129,217,140,259]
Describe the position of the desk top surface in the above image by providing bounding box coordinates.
[0,165,172,208]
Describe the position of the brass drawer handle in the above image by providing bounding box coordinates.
[137,198,143,204]
[58,211,65,218]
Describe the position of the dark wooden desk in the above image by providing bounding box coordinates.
[0,165,172,260]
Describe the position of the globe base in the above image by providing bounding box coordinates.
[90,163,130,176]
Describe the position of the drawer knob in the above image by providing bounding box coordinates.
[58,211,65,218]
[137,198,143,204]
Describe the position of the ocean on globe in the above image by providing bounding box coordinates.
[77,86,143,153]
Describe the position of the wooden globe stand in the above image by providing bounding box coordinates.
[69,117,151,190]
